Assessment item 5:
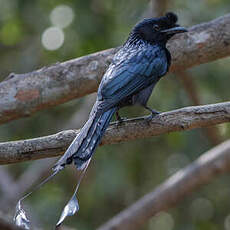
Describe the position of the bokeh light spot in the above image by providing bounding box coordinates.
[149,212,174,230]
[41,27,64,51]
[189,198,214,221]
[50,5,74,28]
[225,215,230,230]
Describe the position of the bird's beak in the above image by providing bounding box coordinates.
[161,26,188,35]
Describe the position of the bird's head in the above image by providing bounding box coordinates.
[129,12,187,45]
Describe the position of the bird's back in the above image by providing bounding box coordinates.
[96,43,169,112]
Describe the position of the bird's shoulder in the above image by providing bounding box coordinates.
[101,44,168,85]
[113,43,162,65]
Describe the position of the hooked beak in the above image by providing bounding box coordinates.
[161,26,188,35]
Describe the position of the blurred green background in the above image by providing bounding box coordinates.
[0,0,230,229]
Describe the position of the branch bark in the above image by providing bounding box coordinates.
[1,14,230,125]
[97,139,230,230]
[0,101,229,165]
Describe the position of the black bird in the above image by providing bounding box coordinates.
[53,12,187,172]
[14,12,187,229]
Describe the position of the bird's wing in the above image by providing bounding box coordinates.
[97,45,168,110]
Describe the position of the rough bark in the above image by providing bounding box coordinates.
[97,139,230,230]
[1,14,230,125]
[0,101,229,165]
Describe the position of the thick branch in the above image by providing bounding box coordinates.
[1,14,230,125]
[0,101,229,164]
[97,139,230,230]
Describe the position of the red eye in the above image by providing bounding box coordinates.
[153,25,160,31]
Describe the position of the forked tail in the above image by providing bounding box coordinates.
[14,104,117,229]
[54,104,117,171]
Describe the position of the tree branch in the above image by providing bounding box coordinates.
[1,14,230,125]
[0,101,229,164]
[97,139,230,230]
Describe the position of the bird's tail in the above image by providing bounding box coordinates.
[14,105,117,229]
[54,104,117,171]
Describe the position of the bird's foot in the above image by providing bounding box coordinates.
[146,110,160,122]
[116,117,127,127]
[115,111,127,126]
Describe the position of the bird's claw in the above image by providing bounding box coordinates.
[115,111,127,126]
[146,111,160,122]
[116,116,127,127]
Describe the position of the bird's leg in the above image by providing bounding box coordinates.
[115,111,126,122]
[115,111,122,122]
[115,111,127,127]
[143,105,160,121]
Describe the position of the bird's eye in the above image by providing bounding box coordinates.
[153,25,160,31]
